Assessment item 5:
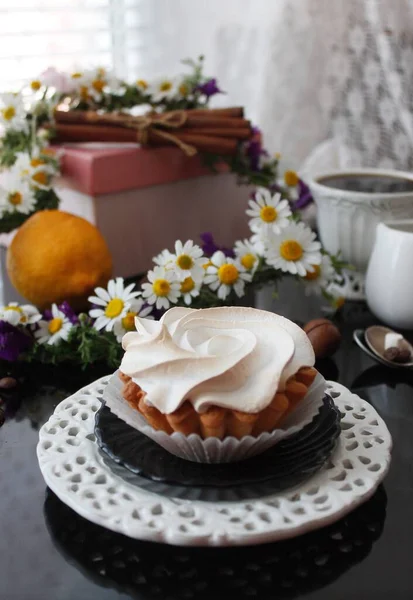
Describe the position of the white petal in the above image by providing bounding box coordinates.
[211,251,225,266]
[123,282,138,297]
[233,280,246,297]
[217,284,229,300]
[115,278,125,297]
[94,287,111,302]
[208,280,220,291]
[93,316,109,331]
[87,295,107,307]
[108,279,116,297]
[139,305,153,317]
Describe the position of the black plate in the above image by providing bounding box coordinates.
[95,396,341,501]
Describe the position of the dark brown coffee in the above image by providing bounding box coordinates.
[317,173,413,194]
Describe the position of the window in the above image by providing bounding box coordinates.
[0,0,148,91]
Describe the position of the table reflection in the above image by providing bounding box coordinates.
[45,486,387,600]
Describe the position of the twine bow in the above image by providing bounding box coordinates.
[86,110,197,156]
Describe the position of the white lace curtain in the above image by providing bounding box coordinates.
[143,0,413,173]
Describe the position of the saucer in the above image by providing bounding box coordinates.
[37,377,392,546]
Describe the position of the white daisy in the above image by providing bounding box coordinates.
[136,78,150,94]
[69,68,95,102]
[35,304,73,345]
[150,76,178,102]
[234,239,260,276]
[113,298,153,342]
[0,93,27,131]
[249,231,267,255]
[141,266,181,310]
[12,151,55,190]
[179,269,204,305]
[85,67,120,101]
[0,302,41,326]
[204,251,252,300]
[303,255,336,296]
[246,188,292,236]
[27,78,43,93]
[88,277,140,332]
[170,240,207,280]
[0,176,36,214]
[265,222,322,277]
[176,78,191,98]
[153,249,175,268]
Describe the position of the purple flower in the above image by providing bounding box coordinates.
[200,232,219,256]
[245,127,268,172]
[58,301,79,325]
[0,321,33,362]
[200,233,235,258]
[44,301,79,324]
[293,179,314,210]
[197,78,222,98]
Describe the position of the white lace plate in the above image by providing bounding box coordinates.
[37,377,392,547]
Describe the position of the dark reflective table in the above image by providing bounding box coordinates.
[1,301,413,600]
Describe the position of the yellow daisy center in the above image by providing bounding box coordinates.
[153,279,171,297]
[30,80,41,91]
[5,305,23,313]
[71,72,83,79]
[9,192,23,206]
[180,277,195,293]
[2,106,15,121]
[334,296,345,309]
[284,170,299,187]
[305,264,321,281]
[280,240,303,261]
[80,85,89,100]
[121,311,137,331]
[32,171,48,186]
[218,264,239,285]
[176,254,193,270]
[48,317,63,334]
[240,253,256,270]
[30,158,45,168]
[136,79,148,90]
[92,79,105,93]
[260,205,277,223]
[179,83,189,96]
[160,81,172,92]
[105,298,124,318]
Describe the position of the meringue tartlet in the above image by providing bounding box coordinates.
[118,306,318,440]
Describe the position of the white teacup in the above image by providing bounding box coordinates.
[308,168,413,273]
[366,220,413,329]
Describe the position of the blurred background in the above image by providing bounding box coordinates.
[2,0,413,172]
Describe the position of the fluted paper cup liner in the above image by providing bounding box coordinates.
[102,371,326,463]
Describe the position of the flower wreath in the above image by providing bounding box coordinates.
[0,57,344,368]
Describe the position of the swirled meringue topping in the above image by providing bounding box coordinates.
[120,306,315,414]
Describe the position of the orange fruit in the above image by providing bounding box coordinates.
[7,210,112,310]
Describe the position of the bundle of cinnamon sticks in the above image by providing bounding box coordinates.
[52,107,252,156]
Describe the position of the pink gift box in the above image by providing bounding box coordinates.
[57,144,251,278]
[60,144,222,196]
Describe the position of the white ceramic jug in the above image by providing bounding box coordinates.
[366,220,413,329]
